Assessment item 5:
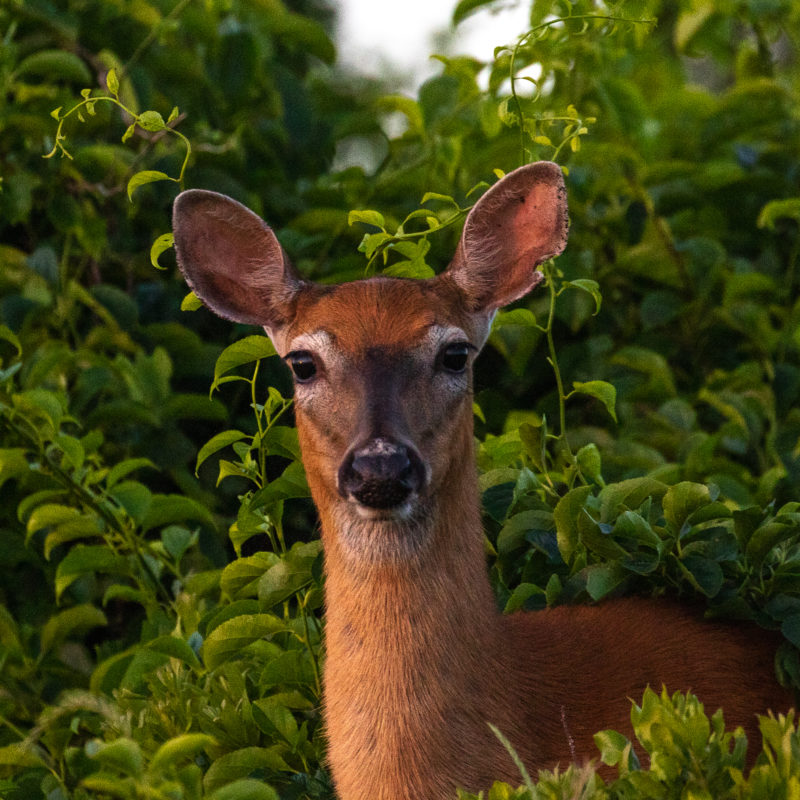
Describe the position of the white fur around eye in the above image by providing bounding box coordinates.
[285,329,335,360]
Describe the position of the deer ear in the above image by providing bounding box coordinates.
[445,162,568,312]
[172,190,303,332]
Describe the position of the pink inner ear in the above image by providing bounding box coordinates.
[508,179,568,265]
[196,199,284,280]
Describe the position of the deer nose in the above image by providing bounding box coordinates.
[338,438,425,510]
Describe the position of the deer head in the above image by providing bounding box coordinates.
[172,162,568,567]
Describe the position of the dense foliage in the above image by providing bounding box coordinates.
[1,0,799,797]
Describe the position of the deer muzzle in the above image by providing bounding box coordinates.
[337,437,426,511]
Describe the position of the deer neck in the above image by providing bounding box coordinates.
[317,443,503,798]
[319,440,499,657]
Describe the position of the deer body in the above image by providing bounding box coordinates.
[173,163,793,800]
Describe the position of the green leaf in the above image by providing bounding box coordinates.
[680,555,724,597]
[54,432,84,470]
[252,699,299,744]
[202,613,287,670]
[553,485,594,563]
[142,494,214,532]
[271,12,334,63]
[150,733,215,774]
[503,583,545,614]
[249,461,309,508]
[102,584,146,607]
[14,388,65,431]
[145,635,203,670]
[452,0,496,25]
[261,425,301,460]
[383,259,435,279]
[161,525,197,562]
[0,448,29,491]
[182,291,203,311]
[595,729,632,767]
[41,509,96,553]
[258,541,321,608]
[0,324,22,358]
[40,604,107,655]
[599,477,668,524]
[80,776,135,796]
[0,742,47,767]
[491,308,538,330]
[611,347,677,398]
[55,545,128,601]
[150,233,174,269]
[348,209,386,229]
[16,50,92,83]
[108,480,152,523]
[221,552,280,600]
[261,650,316,687]
[571,380,617,423]
[106,68,120,96]
[586,562,625,601]
[746,521,797,568]
[613,511,662,549]
[106,458,157,488]
[137,110,166,131]
[564,279,602,314]
[358,231,392,258]
[196,430,249,474]
[203,748,289,792]
[127,170,171,200]
[88,737,144,777]
[119,648,170,691]
[758,198,800,229]
[576,442,603,484]
[497,510,554,554]
[213,336,277,391]
[420,191,459,208]
[209,779,280,800]
[663,481,711,535]
[27,503,81,542]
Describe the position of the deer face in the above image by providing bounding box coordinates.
[276,276,490,562]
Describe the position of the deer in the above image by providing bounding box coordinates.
[172,162,793,800]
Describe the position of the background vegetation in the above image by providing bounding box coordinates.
[1,0,799,796]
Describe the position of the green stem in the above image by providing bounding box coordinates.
[544,270,570,452]
[299,593,322,698]
[251,360,266,490]
[508,45,528,167]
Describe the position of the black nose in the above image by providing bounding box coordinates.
[338,438,425,509]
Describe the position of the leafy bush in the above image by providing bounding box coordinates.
[1,0,799,797]
[458,689,800,799]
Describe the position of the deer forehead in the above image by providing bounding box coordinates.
[284,277,480,360]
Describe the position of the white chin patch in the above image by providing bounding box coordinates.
[351,496,417,521]
[332,499,433,566]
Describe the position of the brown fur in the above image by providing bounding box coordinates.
[171,163,794,800]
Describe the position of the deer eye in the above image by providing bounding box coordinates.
[286,351,317,382]
[440,342,471,373]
